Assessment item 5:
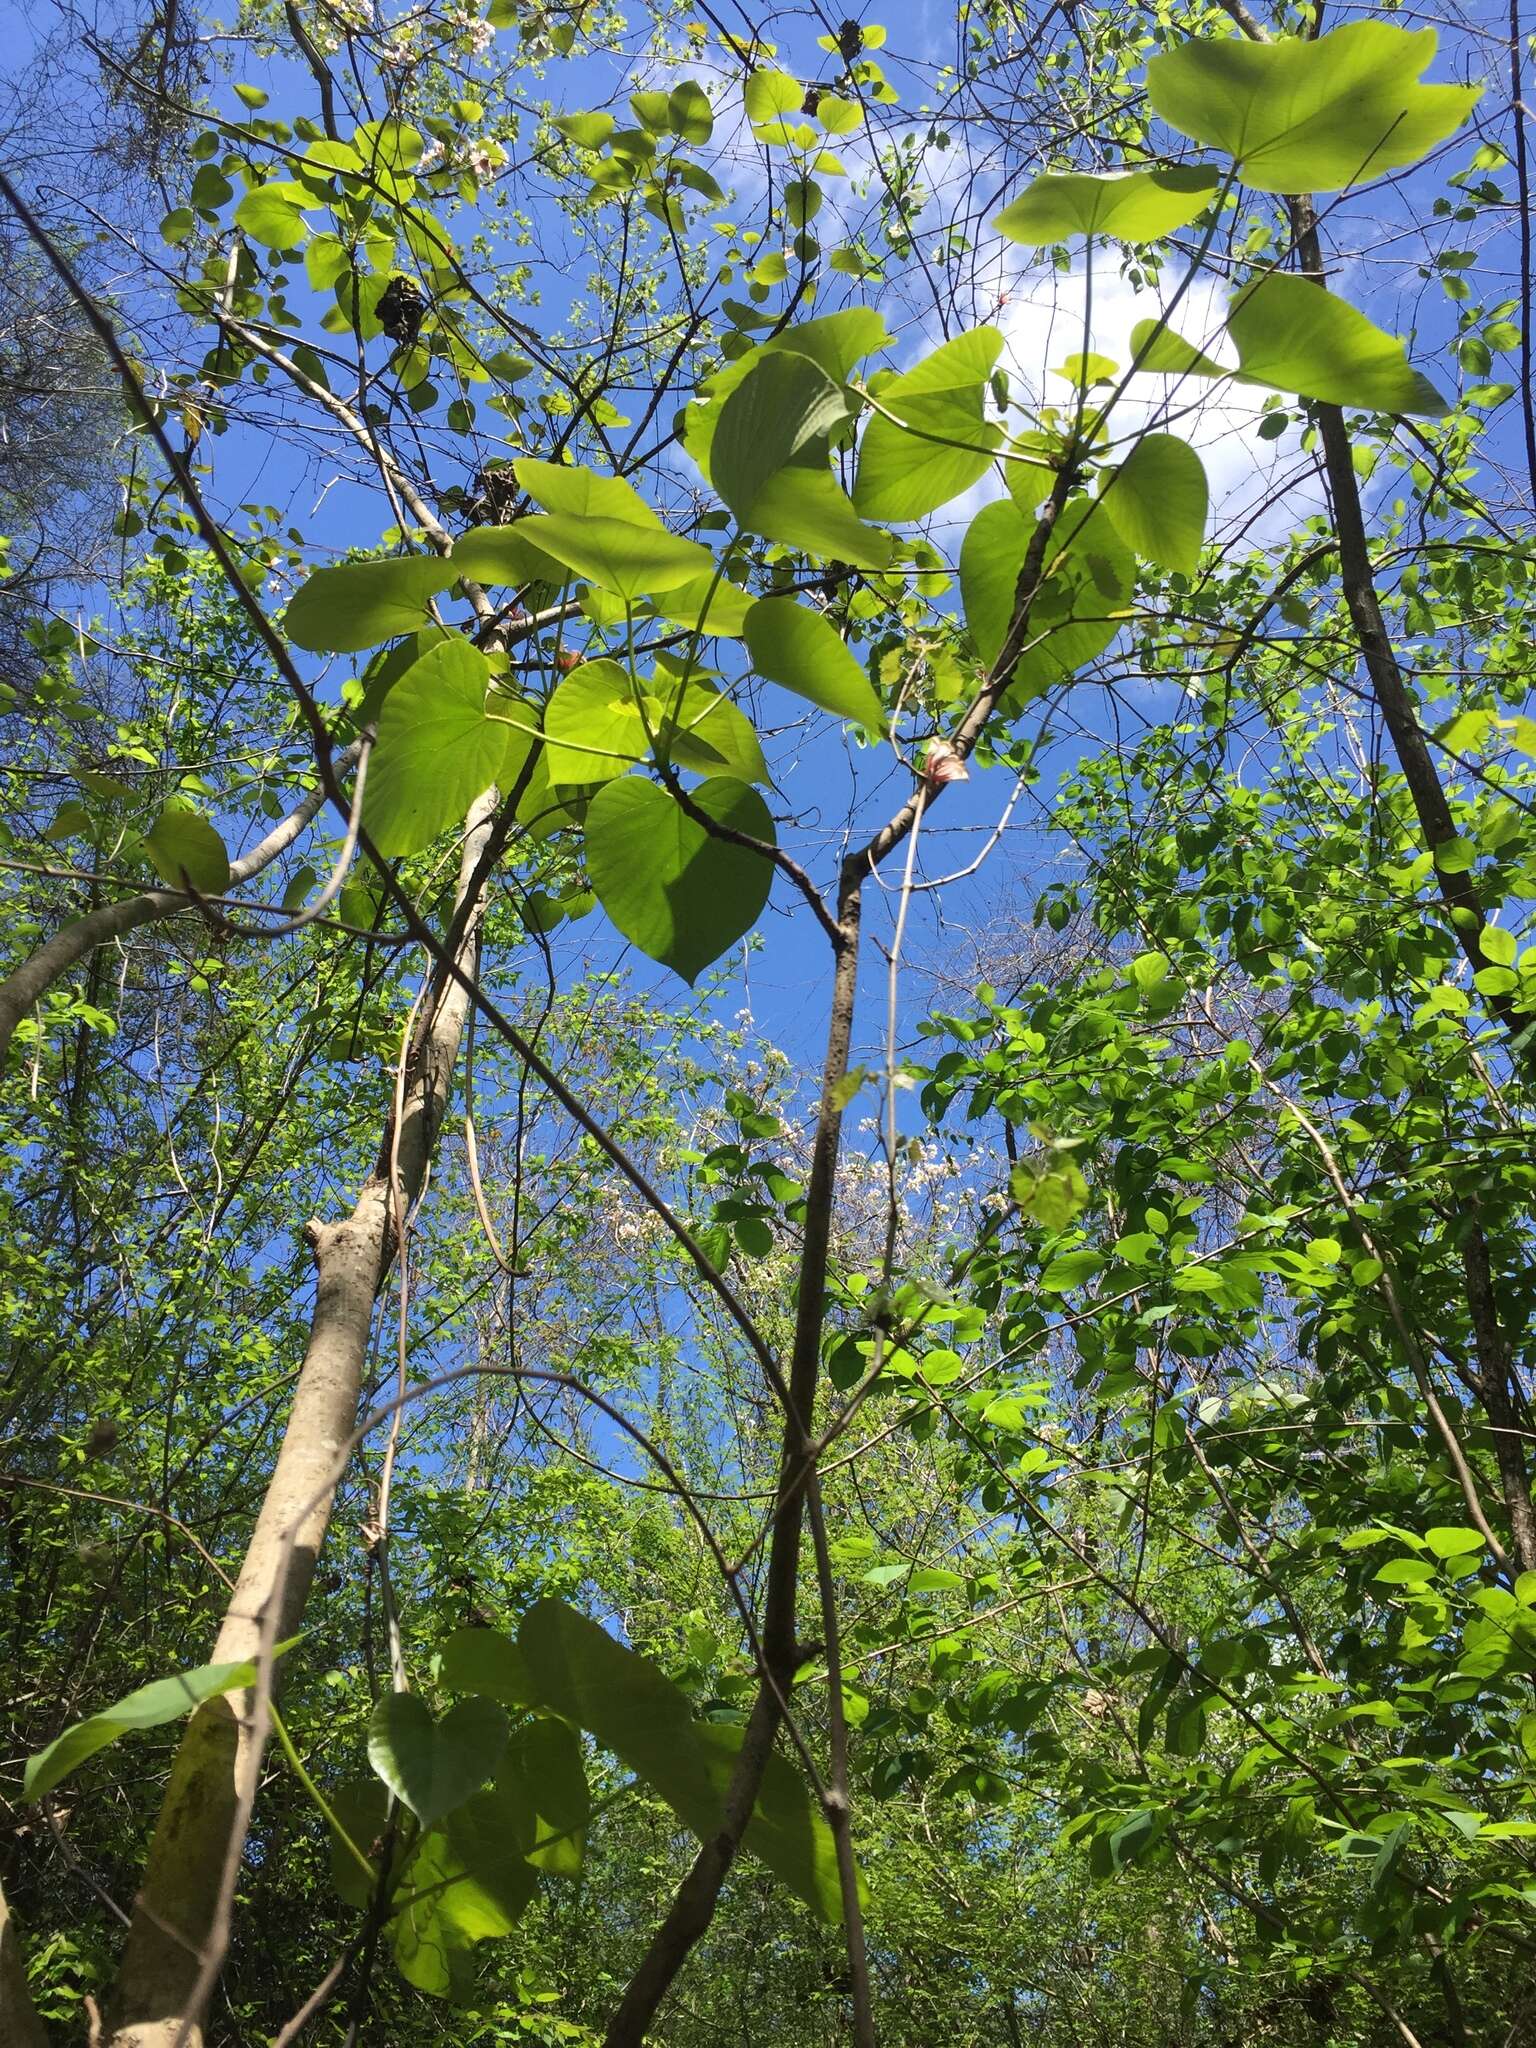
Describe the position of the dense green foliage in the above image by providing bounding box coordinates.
[3,1,1535,2043]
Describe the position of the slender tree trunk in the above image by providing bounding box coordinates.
[0,1876,49,2048]
[102,789,497,2048]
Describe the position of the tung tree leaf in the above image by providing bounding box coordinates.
[452,525,567,589]
[24,1659,256,1800]
[143,804,232,894]
[542,658,653,787]
[647,571,755,638]
[960,495,1133,687]
[743,599,883,730]
[326,1778,406,1910]
[437,1626,535,1704]
[1146,24,1480,194]
[366,1691,509,1825]
[1129,274,1448,416]
[1225,274,1448,415]
[712,353,853,525]
[233,181,312,249]
[853,327,1005,522]
[584,776,775,982]
[286,555,459,653]
[512,458,664,527]
[513,1599,849,1918]
[654,672,768,785]
[500,1718,589,1875]
[392,1786,538,1999]
[364,638,508,855]
[993,166,1221,246]
[516,513,715,599]
[746,459,894,569]
[1098,433,1209,576]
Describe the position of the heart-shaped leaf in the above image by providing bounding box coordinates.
[143,805,231,894]
[363,638,507,856]
[1146,23,1479,195]
[712,352,853,525]
[994,166,1220,246]
[367,1691,509,1825]
[286,555,459,653]
[584,775,776,982]
[854,327,1005,521]
[517,514,715,599]
[743,599,883,730]
[1098,433,1208,576]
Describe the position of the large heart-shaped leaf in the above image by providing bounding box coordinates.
[654,671,768,784]
[438,1627,535,1705]
[712,352,853,525]
[743,599,883,730]
[363,638,507,855]
[500,1718,589,1875]
[960,495,1133,685]
[514,1599,849,1919]
[286,555,459,653]
[452,525,566,589]
[854,327,1004,522]
[584,776,775,982]
[513,458,663,527]
[1098,433,1208,577]
[391,1786,538,1998]
[994,166,1221,246]
[1146,24,1480,194]
[143,805,231,894]
[516,514,714,599]
[367,1692,509,1825]
[1130,274,1448,416]
[543,658,652,787]
[24,1659,257,1801]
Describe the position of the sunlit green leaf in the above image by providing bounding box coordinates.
[543,658,653,787]
[286,555,459,653]
[1099,433,1208,576]
[517,514,714,598]
[364,638,506,855]
[24,1660,256,1800]
[1129,275,1448,415]
[854,327,1005,520]
[584,776,775,981]
[993,166,1221,246]
[712,353,852,525]
[1147,24,1480,194]
[366,1691,509,1825]
[143,805,231,894]
[513,459,663,527]
[743,599,883,730]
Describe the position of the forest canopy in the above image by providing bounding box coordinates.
[3,1,1536,2044]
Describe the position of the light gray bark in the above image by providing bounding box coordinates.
[102,789,497,2048]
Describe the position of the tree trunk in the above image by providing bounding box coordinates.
[0,1876,49,2048]
[102,790,496,2048]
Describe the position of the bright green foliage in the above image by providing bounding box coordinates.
[1134,274,1448,414]
[501,1718,589,1873]
[743,599,883,729]
[24,1661,256,1799]
[142,804,232,893]
[711,354,852,525]
[515,514,714,598]
[960,494,1133,684]
[285,555,459,653]
[392,1790,538,1996]
[513,459,663,527]
[854,328,1005,520]
[993,166,1221,245]
[583,776,776,981]
[511,1600,849,1917]
[364,638,507,855]
[1098,434,1208,577]
[1147,24,1481,193]
[366,1691,510,1823]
